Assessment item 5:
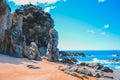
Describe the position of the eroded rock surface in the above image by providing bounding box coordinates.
[0,2,59,61]
[58,62,114,79]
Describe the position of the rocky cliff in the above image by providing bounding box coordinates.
[0,0,59,61]
[0,0,11,39]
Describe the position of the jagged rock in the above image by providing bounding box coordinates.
[58,62,114,79]
[46,27,59,61]
[0,0,10,40]
[60,57,78,64]
[109,58,119,62]
[93,73,102,78]
[23,42,41,60]
[60,51,85,57]
[0,3,59,61]
[77,67,92,76]
[58,65,71,71]
[87,63,101,68]
[78,62,86,66]
[101,67,113,73]
[28,42,41,61]
[67,66,78,72]
[94,65,103,70]
[21,4,59,61]
[11,12,25,57]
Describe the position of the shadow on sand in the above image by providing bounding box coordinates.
[0,53,37,64]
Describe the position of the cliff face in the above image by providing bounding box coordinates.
[0,0,11,39]
[0,2,59,61]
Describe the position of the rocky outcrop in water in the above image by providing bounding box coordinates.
[60,51,85,57]
[109,58,120,62]
[0,1,59,61]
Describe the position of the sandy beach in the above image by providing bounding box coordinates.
[0,54,98,80]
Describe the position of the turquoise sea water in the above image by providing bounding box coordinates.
[62,50,120,71]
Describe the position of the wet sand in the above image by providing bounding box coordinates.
[0,54,98,80]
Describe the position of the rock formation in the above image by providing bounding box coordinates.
[59,57,78,64]
[28,42,41,60]
[46,27,59,61]
[60,51,85,57]
[0,0,10,39]
[58,62,114,79]
[0,1,59,61]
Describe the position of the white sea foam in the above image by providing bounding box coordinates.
[91,58,120,65]
[115,66,120,70]
[92,58,109,64]
[112,55,117,57]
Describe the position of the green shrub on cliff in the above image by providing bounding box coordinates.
[18,4,54,47]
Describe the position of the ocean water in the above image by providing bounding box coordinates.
[62,50,120,71]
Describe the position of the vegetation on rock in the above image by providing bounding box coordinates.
[20,4,54,47]
[0,2,59,61]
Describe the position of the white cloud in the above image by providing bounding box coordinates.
[8,0,61,5]
[100,32,106,35]
[100,31,109,37]
[98,0,106,3]
[104,24,109,29]
[87,29,95,34]
[63,0,67,2]
[87,29,109,37]
[44,6,56,12]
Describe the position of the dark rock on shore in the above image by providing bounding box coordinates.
[59,51,85,57]
[77,67,93,76]
[60,57,78,64]
[93,73,102,78]
[78,62,86,66]
[58,62,114,79]
[27,65,40,69]
[101,67,113,73]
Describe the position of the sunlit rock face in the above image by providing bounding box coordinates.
[0,3,59,61]
[21,4,59,60]
[0,0,10,39]
[46,28,59,61]
[0,8,24,56]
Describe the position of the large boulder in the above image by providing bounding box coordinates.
[23,42,41,61]
[78,62,86,66]
[46,27,59,61]
[101,67,113,73]
[60,57,78,64]
[77,67,92,76]
[29,42,41,60]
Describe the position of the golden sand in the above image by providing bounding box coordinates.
[0,54,98,80]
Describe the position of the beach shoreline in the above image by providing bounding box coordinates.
[0,54,98,80]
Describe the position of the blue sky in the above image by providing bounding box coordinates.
[7,0,120,50]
